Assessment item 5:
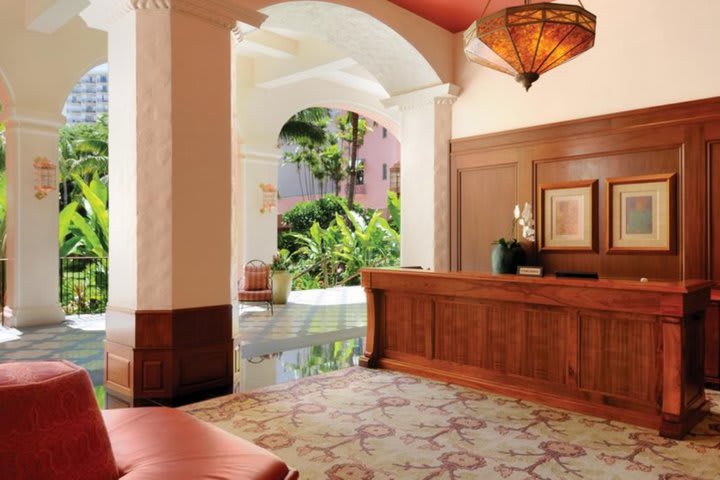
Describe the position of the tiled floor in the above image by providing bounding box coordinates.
[237,286,367,358]
[0,287,367,386]
[0,321,105,385]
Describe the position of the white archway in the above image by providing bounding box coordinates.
[259,1,444,96]
[235,1,457,270]
[0,68,15,117]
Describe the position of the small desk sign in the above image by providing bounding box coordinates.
[517,266,544,277]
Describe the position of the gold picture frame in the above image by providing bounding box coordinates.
[538,179,598,252]
[606,173,676,254]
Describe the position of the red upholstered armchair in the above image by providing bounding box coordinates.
[238,259,273,315]
[0,360,298,480]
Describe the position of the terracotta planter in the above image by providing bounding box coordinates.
[271,271,293,304]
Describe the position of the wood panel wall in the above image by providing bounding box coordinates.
[450,97,720,283]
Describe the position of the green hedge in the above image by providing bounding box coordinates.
[279,195,372,252]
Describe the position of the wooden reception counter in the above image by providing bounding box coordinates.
[360,268,712,438]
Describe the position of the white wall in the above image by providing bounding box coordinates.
[453,0,720,139]
[0,2,106,117]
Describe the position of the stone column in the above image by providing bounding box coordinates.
[384,84,459,271]
[2,109,66,327]
[81,0,264,405]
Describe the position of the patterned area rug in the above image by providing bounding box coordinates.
[184,367,720,480]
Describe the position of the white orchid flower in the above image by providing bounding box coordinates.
[513,204,521,220]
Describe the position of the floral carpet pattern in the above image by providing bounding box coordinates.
[184,367,720,480]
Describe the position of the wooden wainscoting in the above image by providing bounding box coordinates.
[104,304,233,406]
[450,96,720,387]
[361,268,712,438]
[450,96,720,280]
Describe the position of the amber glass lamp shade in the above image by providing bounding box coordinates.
[464,2,596,91]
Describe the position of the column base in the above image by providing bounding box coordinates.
[104,305,233,405]
[3,304,66,328]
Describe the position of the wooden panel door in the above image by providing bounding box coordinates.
[456,164,517,271]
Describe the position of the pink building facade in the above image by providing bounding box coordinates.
[277,118,400,213]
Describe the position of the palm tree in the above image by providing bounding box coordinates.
[58,114,109,206]
[278,108,329,145]
[320,141,346,196]
[337,112,369,210]
[280,108,331,199]
[0,125,6,171]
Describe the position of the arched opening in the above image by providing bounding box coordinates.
[276,106,401,291]
[57,63,109,322]
[0,70,12,323]
[234,1,440,388]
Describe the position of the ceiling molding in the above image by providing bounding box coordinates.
[382,83,461,111]
[81,0,266,33]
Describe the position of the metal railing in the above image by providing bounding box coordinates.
[0,259,6,312]
[59,257,108,314]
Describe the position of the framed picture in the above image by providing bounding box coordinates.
[606,173,676,254]
[538,179,597,252]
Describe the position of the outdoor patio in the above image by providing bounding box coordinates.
[0,286,367,389]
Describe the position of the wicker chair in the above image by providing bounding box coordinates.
[238,259,273,315]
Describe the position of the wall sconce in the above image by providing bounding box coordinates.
[259,183,277,214]
[33,157,57,200]
[389,162,400,196]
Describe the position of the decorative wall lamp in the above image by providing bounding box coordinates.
[33,157,57,199]
[259,183,277,214]
[389,162,400,196]
[464,1,596,91]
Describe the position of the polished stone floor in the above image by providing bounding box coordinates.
[0,320,105,385]
[0,287,367,388]
[237,286,366,358]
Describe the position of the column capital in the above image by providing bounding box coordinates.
[382,83,461,112]
[4,107,65,137]
[81,0,266,38]
[242,144,281,167]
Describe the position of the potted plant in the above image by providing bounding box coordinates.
[491,203,535,274]
[270,249,293,304]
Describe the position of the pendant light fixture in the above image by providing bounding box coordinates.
[464,1,596,91]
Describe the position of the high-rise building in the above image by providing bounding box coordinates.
[63,64,108,125]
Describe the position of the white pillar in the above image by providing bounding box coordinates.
[240,145,280,267]
[81,0,265,404]
[3,109,65,327]
[384,84,459,271]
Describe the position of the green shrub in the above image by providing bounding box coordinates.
[279,194,371,252]
[282,194,369,232]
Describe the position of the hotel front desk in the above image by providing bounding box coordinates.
[360,268,712,438]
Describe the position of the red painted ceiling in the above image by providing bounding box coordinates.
[388,0,528,33]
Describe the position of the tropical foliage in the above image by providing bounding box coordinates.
[60,256,108,315]
[285,193,400,289]
[336,112,369,209]
[0,122,5,171]
[0,171,7,258]
[58,114,109,207]
[279,194,371,253]
[286,338,363,378]
[59,174,109,258]
[280,108,370,204]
